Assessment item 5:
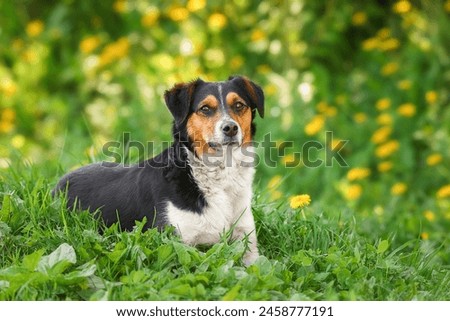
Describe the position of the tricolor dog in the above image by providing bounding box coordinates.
[53,76,264,265]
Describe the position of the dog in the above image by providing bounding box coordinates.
[53,76,264,265]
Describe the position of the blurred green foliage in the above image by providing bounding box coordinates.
[0,1,449,249]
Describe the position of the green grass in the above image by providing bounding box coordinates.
[1,163,449,300]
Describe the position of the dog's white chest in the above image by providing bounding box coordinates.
[165,162,255,246]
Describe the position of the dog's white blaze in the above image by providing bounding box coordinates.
[165,146,259,265]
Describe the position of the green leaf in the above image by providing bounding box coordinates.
[22,249,45,271]
[377,240,390,254]
[173,242,191,267]
[37,243,76,274]
[0,194,11,222]
[222,284,241,301]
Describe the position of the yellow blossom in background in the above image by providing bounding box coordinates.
[230,56,244,70]
[268,175,282,190]
[256,64,272,74]
[324,106,337,117]
[378,161,393,172]
[208,13,227,30]
[345,184,362,201]
[0,108,16,133]
[26,20,44,37]
[376,113,393,126]
[393,0,412,14]
[397,79,412,90]
[290,194,311,209]
[305,115,325,136]
[11,135,25,149]
[282,154,298,167]
[436,185,450,199]
[168,6,189,22]
[376,98,391,111]
[113,0,126,13]
[380,38,400,51]
[330,138,345,151]
[425,91,438,104]
[270,190,282,201]
[421,232,429,240]
[381,62,399,76]
[99,37,130,66]
[352,11,367,26]
[377,28,391,39]
[371,126,392,144]
[187,0,206,12]
[347,168,371,181]
[397,103,416,117]
[141,8,160,27]
[353,112,367,124]
[391,182,407,195]
[445,0,450,12]
[362,37,379,51]
[251,29,266,42]
[0,78,18,97]
[375,140,399,158]
[316,101,328,113]
[423,210,436,222]
[79,36,101,54]
[426,153,442,166]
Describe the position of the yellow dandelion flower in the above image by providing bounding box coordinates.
[268,175,282,190]
[376,28,391,39]
[352,11,367,26]
[251,29,266,42]
[353,112,367,123]
[264,84,277,96]
[376,113,393,126]
[381,62,399,76]
[425,91,438,104]
[168,6,189,22]
[230,56,244,70]
[256,64,271,74]
[436,184,450,199]
[330,138,345,151]
[304,115,325,136]
[324,106,337,117]
[371,126,392,145]
[375,140,399,158]
[345,184,362,201]
[445,0,450,12]
[113,0,126,13]
[376,98,391,111]
[270,190,282,201]
[26,20,44,37]
[187,0,206,12]
[290,194,311,209]
[0,78,18,97]
[426,153,442,166]
[99,37,130,66]
[362,37,379,51]
[423,210,436,222]
[391,182,407,195]
[420,232,429,240]
[393,0,412,14]
[380,38,400,51]
[79,36,101,54]
[316,101,328,113]
[378,161,393,172]
[282,154,297,167]
[1,108,15,122]
[347,168,371,181]
[208,13,227,30]
[397,79,412,90]
[397,103,416,117]
[11,135,25,149]
[141,8,160,27]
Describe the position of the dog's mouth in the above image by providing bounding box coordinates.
[208,141,240,149]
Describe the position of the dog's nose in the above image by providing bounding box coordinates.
[222,121,239,137]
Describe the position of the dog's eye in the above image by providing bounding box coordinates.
[199,105,212,114]
[234,102,246,112]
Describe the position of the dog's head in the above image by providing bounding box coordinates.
[164,76,264,157]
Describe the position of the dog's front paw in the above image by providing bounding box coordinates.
[242,248,259,266]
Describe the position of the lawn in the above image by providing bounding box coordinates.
[0,1,449,300]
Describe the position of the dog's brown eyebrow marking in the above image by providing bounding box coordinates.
[226,92,246,106]
[198,95,219,109]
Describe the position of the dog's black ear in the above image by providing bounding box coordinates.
[164,79,204,125]
[228,75,265,118]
